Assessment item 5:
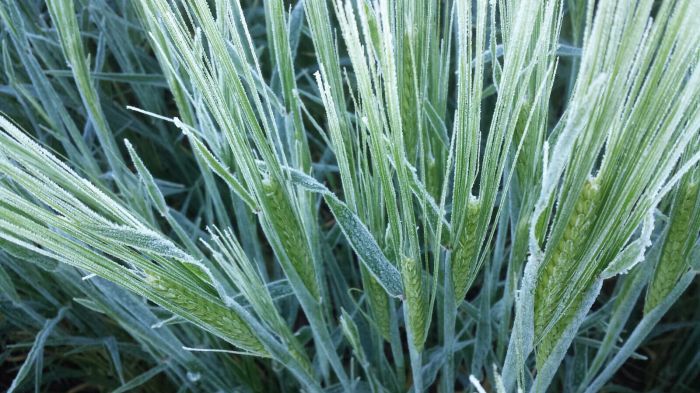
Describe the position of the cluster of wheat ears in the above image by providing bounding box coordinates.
[0,0,699,392]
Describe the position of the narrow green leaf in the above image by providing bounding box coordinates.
[280,166,403,298]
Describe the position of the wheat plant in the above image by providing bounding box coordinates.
[1,0,699,392]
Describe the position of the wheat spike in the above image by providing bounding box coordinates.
[645,180,699,313]
[535,178,600,365]
[148,276,267,355]
[452,197,481,302]
[262,176,319,297]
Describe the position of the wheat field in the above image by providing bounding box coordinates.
[0,0,699,392]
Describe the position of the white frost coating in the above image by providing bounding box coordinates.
[97,224,196,264]
[150,315,179,329]
[402,158,450,231]
[325,195,404,298]
[284,166,330,194]
[651,148,700,207]
[186,371,201,382]
[645,68,700,205]
[95,223,225,296]
[182,346,254,356]
[81,273,97,281]
[126,105,174,123]
[0,115,142,228]
[531,139,548,258]
[277,164,403,297]
[171,116,201,138]
[493,365,507,393]
[125,139,168,216]
[178,256,234,308]
[470,375,488,393]
[502,253,539,391]
[601,208,655,279]
[529,74,608,257]
[531,280,603,393]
